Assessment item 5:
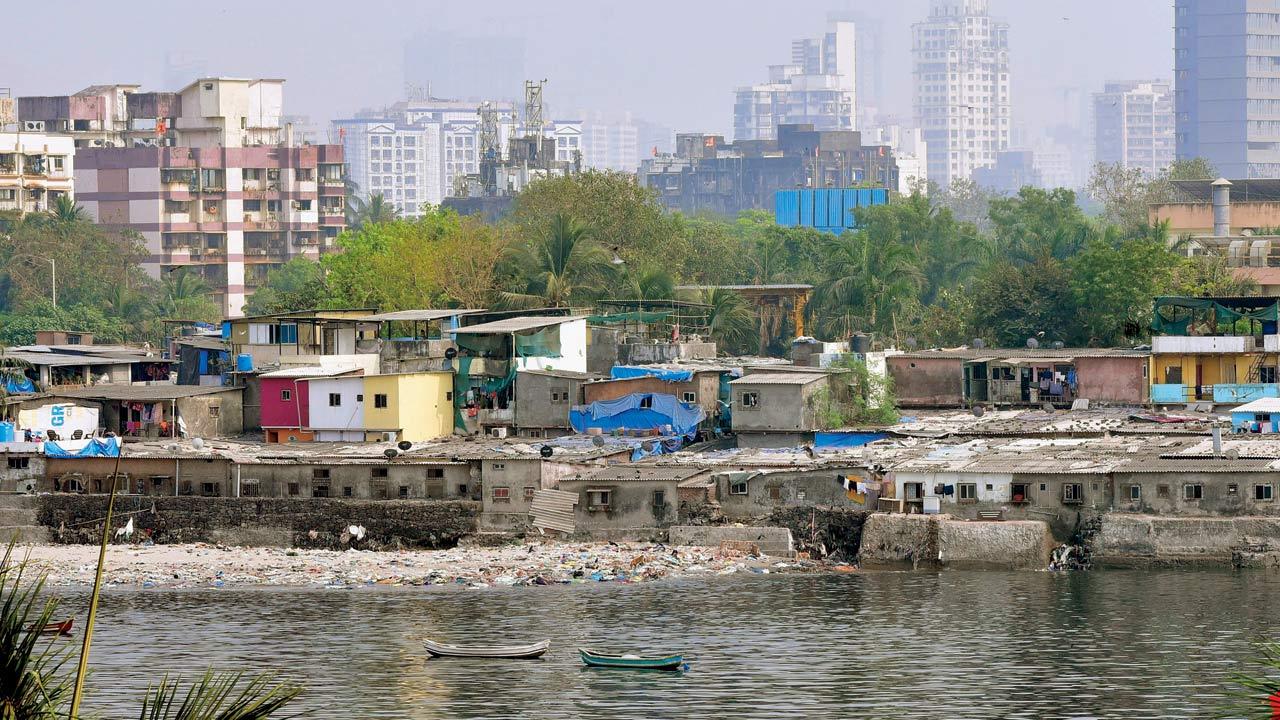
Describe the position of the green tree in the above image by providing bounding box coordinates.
[502,213,614,308]
[988,186,1091,262]
[697,287,755,355]
[813,230,923,341]
[970,257,1078,347]
[244,258,328,315]
[1068,229,1182,345]
[157,268,220,322]
[350,192,400,229]
[615,264,675,300]
[50,194,87,224]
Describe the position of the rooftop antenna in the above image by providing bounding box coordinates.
[524,79,547,138]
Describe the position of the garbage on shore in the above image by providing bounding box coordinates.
[25,541,829,590]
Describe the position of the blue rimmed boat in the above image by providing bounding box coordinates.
[579,648,686,671]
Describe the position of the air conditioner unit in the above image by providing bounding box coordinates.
[22,121,44,132]
[489,427,509,439]
[16,479,36,495]
[382,432,397,443]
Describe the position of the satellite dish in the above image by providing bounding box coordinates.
[972,338,986,349]
[383,448,400,458]
[590,435,605,447]
[397,440,413,451]
[444,347,458,360]
[191,437,205,450]
[539,445,554,458]
[1026,337,1040,349]
[971,405,985,417]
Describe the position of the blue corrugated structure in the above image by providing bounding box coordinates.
[775,187,889,233]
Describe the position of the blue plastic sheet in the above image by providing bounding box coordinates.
[814,431,887,449]
[569,392,706,439]
[44,437,121,458]
[610,366,695,383]
[3,376,35,394]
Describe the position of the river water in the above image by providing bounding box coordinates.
[60,569,1277,719]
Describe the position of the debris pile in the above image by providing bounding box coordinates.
[26,541,826,590]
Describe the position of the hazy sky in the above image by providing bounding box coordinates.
[4,0,1171,140]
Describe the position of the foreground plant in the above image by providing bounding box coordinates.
[1223,638,1280,719]
[0,541,302,719]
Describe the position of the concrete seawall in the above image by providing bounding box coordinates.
[1092,514,1280,567]
[858,514,1053,570]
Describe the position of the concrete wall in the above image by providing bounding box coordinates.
[893,471,1110,538]
[668,525,794,556]
[363,373,452,442]
[514,372,583,432]
[1112,471,1280,516]
[888,356,964,407]
[1092,514,1280,566]
[37,494,479,549]
[478,457,542,530]
[731,381,823,432]
[307,376,364,431]
[236,462,470,500]
[858,513,1051,569]
[713,466,871,519]
[1149,201,1280,236]
[586,326,621,375]
[177,390,244,438]
[558,478,679,532]
[1074,356,1148,404]
[735,431,812,448]
[45,455,232,496]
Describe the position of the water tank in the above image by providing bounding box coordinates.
[0,422,14,443]
[235,354,253,372]
[922,496,941,515]
[851,333,872,354]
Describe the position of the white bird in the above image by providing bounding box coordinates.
[115,517,134,540]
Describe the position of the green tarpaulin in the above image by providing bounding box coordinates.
[1151,297,1280,334]
[586,310,673,325]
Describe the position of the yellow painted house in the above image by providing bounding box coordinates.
[1150,296,1280,405]
[363,372,454,442]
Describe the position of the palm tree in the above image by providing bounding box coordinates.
[351,193,399,229]
[616,265,675,301]
[814,230,924,341]
[158,268,213,319]
[0,543,302,718]
[700,287,754,355]
[50,194,86,225]
[502,214,614,308]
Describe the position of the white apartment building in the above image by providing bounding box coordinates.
[912,0,1011,186]
[0,132,74,214]
[1093,80,1175,176]
[335,98,587,215]
[865,125,929,194]
[580,114,639,172]
[734,21,857,142]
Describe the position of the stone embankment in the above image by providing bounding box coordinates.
[858,513,1053,570]
[1090,514,1280,567]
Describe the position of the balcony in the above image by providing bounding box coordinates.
[1151,335,1252,354]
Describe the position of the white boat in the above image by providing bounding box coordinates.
[423,638,551,659]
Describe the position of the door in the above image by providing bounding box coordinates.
[1196,363,1205,400]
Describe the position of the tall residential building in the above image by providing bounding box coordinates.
[1094,80,1175,175]
[733,21,856,142]
[1175,0,1280,178]
[21,78,346,317]
[0,132,75,214]
[580,113,639,172]
[912,0,1011,186]
[865,125,928,194]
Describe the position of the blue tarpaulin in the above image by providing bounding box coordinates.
[813,431,887,449]
[610,366,695,383]
[3,376,35,394]
[570,392,706,439]
[44,437,121,458]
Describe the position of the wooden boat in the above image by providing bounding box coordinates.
[30,618,73,636]
[423,638,550,659]
[579,648,685,671]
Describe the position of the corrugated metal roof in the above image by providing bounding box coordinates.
[363,309,485,322]
[55,385,241,401]
[518,369,603,380]
[258,366,362,379]
[562,466,706,483]
[895,348,1149,360]
[729,373,828,386]
[530,489,577,533]
[450,316,586,334]
[1231,397,1280,414]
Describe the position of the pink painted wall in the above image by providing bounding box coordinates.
[260,377,310,428]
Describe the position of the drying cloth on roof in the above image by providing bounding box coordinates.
[610,366,694,382]
[813,431,888,449]
[44,437,120,458]
[569,392,705,439]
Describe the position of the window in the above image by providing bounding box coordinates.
[587,488,612,510]
[241,479,260,497]
[329,393,342,407]
[457,484,468,496]
[1062,483,1083,504]
[374,394,388,409]
[1129,485,1142,501]
[209,405,220,418]
[201,482,217,496]
[730,481,748,495]
[741,392,759,408]
[524,486,536,501]
[7,457,28,470]
[356,394,363,402]
[287,482,300,496]
[1011,483,1029,503]
[280,389,292,401]
[492,487,511,502]
[1158,484,1170,498]
[639,395,653,409]
[399,485,409,498]
[313,484,329,498]
[371,468,388,479]
[426,468,444,479]
[1184,484,1203,500]
[491,463,505,471]
[682,391,697,403]
[958,483,977,502]
[550,390,568,403]
[313,468,330,480]
[343,486,353,497]
[768,486,782,500]
[653,490,667,507]
[1228,483,1239,495]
